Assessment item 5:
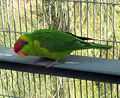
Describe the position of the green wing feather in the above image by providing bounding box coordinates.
[26,29,111,51]
[25,29,80,52]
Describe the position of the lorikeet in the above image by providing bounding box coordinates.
[14,29,111,61]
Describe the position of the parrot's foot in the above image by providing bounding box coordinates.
[32,57,63,67]
[46,60,59,68]
[46,59,65,68]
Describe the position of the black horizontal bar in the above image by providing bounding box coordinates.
[0,60,120,84]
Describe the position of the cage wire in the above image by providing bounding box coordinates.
[0,0,120,98]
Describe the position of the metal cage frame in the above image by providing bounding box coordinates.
[0,0,120,98]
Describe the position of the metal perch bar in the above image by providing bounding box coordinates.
[0,47,120,84]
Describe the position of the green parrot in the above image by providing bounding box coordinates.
[14,29,112,61]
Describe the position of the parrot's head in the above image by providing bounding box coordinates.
[14,35,28,56]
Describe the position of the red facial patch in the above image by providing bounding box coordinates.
[14,39,22,53]
[14,39,28,53]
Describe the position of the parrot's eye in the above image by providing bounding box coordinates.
[14,39,28,53]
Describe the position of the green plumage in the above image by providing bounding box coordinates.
[19,29,112,60]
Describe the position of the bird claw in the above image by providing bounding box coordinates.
[46,60,59,68]
[31,58,60,68]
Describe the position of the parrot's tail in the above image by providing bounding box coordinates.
[89,42,112,49]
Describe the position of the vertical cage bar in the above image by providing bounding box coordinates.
[36,0,38,29]
[56,77,59,98]
[5,70,9,96]
[112,0,115,59]
[11,70,14,97]
[44,75,47,98]
[92,81,94,98]
[73,1,77,56]
[61,1,63,30]
[39,74,41,98]
[0,70,5,98]
[12,0,17,41]
[73,1,76,34]
[86,0,89,56]
[67,0,70,31]
[22,72,25,98]
[110,83,113,98]
[42,0,45,28]
[30,0,33,31]
[33,73,36,98]
[62,77,64,98]
[104,82,107,98]
[99,0,102,57]
[24,0,28,32]
[79,0,83,56]
[0,0,6,47]
[6,0,12,47]
[98,82,100,98]
[16,72,20,97]
[73,79,76,98]
[27,73,31,98]
[79,80,82,98]
[105,0,109,59]
[18,0,22,33]
[67,78,71,98]
[116,83,119,98]
[48,0,52,27]
[93,0,96,57]
[86,80,88,98]
[49,75,52,98]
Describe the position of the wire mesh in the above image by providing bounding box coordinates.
[0,68,119,98]
[0,0,120,98]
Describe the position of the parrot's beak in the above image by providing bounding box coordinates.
[17,51,28,57]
